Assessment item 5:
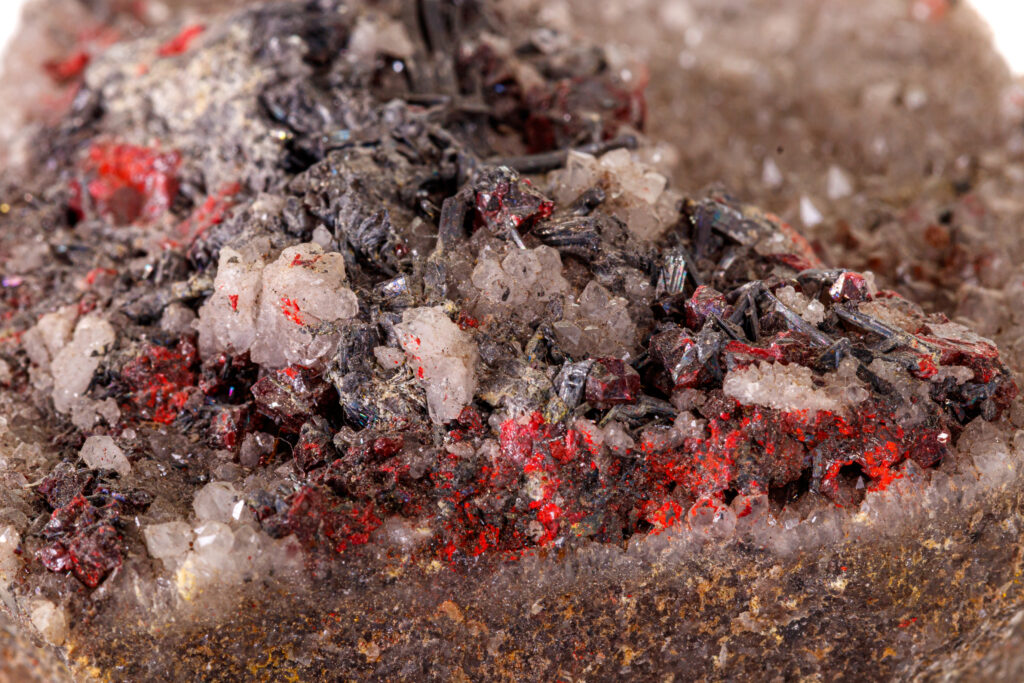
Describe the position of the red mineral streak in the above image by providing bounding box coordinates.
[280,297,304,325]
[285,487,381,553]
[158,25,205,58]
[44,51,90,83]
[456,312,479,330]
[84,268,117,287]
[395,395,956,562]
[289,252,322,267]
[179,182,241,243]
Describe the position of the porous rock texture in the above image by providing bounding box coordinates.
[1,0,1024,681]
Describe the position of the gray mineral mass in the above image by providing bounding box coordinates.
[1,0,1024,680]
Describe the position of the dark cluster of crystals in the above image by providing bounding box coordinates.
[35,464,151,587]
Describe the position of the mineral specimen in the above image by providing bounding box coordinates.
[0,0,1023,680]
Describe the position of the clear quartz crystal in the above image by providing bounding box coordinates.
[193,521,238,573]
[603,422,635,455]
[249,243,359,368]
[548,149,680,241]
[199,242,359,368]
[29,599,67,646]
[79,435,131,476]
[143,521,194,559]
[51,315,115,415]
[470,257,511,304]
[0,525,20,583]
[232,525,263,573]
[826,164,853,199]
[22,305,76,370]
[688,498,737,537]
[775,285,826,324]
[160,302,197,336]
[196,245,265,358]
[193,481,243,523]
[799,196,824,227]
[239,432,275,468]
[395,306,479,424]
[472,245,569,309]
[554,280,636,358]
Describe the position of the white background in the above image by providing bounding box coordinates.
[969,0,1024,73]
[0,3,22,66]
[0,1,1020,74]
[0,2,23,69]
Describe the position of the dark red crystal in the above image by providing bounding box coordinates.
[37,494,124,587]
[649,327,721,389]
[474,168,554,238]
[294,419,334,473]
[121,339,198,424]
[685,285,730,330]
[585,358,641,406]
[209,405,251,450]
[66,524,122,588]
[83,142,181,223]
[829,271,871,302]
[251,366,331,431]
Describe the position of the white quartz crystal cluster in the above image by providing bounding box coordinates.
[634,411,709,453]
[572,411,709,464]
[395,306,479,424]
[723,357,869,414]
[775,285,826,325]
[347,12,416,61]
[552,280,638,358]
[857,298,921,332]
[548,148,681,241]
[468,244,638,358]
[470,245,569,311]
[197,241,359,368]
[572,418,636,456]
[143,481,300,601]
[23,308,119,428]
